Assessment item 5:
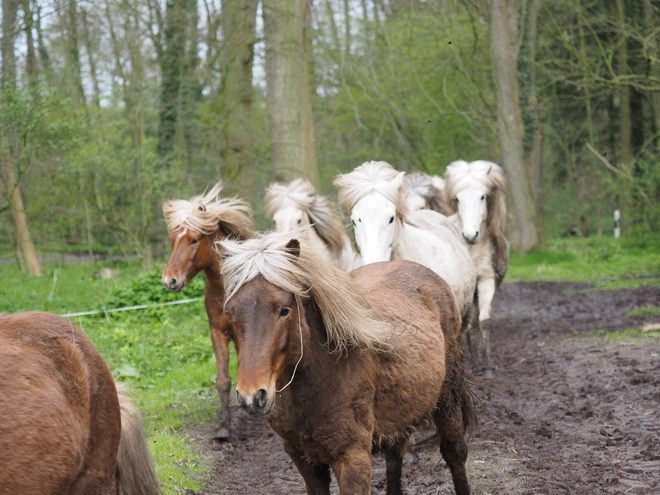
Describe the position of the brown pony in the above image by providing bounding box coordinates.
[0,312,160,495]
[162,182,253,440]
[218,231,476,495]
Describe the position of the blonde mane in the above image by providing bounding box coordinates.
[334,161,409,218]
[265,179,348,253]
[404,172,450,215]
[163,182,254,239]
[218,230,392,353]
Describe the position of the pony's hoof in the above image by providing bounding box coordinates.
[213,427,231,442]
[484,369,496,380]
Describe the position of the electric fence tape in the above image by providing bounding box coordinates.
[59,297,201,318]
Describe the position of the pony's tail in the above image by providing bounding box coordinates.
[115,382,161,495]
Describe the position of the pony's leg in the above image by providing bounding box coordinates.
[477,277,496,379]
[432,409,471,495]
[209,314,232,440]
[384,444,404,495]
[333,448,372,495]
[282,441,331,495]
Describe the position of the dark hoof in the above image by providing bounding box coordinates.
[213,427,231,442]
[484,369,496,380]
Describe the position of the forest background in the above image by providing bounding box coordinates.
[1,0,660,276]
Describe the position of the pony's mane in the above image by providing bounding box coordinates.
[334,161,408,218]
[404,172,449,214]
[218,230,392,353]
[265,179,347,253]
[445,160,508,244]
[163,182,254,239]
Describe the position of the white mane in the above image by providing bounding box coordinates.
[334,161,408,218]
[445,160,506,200]
[163,182,254,239]
[265,179,348,253]
[217,230,392,353]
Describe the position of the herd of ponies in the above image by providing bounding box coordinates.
[0,159,509,495]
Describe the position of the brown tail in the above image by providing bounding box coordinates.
[115,382,161,495]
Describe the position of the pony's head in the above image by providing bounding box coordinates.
[404,173,447,212]
[218,230,391,416]
[334,161,406,265]
[162,182,253,291]
[265,179,347,255]
[445,160,507,245]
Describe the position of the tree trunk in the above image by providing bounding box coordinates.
[81,6,101,108]
[644,0,660,150]
[220,0,258,199]
[490,0,540,252]
[22,0,39,102]
[263,0,319,185]
[2,0,41,276]
[157,0,187,161]
[65,0,86,103]
[616,0,632,171]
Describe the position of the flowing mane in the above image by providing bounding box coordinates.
[445,160,508,243]
[334,161,408,218]
[217,230,392,353]
[404,172,450,214]
[265,179,348,253]
[163,182,254,239]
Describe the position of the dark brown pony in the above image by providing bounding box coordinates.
[162,183,253,440]
[219,232,476,495]
[0,312,159,495]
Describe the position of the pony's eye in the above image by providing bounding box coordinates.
[389,216,394,224]
[279,307,291,318]
[455,198,460,203]
[352,220,356,227]
[297,219,301,224]
[481,195,485,200]
[190,239,198,245]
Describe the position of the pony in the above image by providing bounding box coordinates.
[334,161,477,319]
[0,312,160,495]
[265,179,356,271]
[162,182,254,440]
[404,172,452,215]
[445,160,509,377]
[217,231,476,495]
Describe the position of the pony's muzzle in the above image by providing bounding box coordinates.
[462,231,480,245]
[236,388,273,416]
[162,275,184,292]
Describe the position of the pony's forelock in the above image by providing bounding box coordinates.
[334,161,408,218]
[163,182,254,239]
[218,229,392,353]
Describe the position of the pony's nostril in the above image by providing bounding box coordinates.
[169,277,177,288]
[255,389,268,409]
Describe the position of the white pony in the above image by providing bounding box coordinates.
[404,172,452,215]
[334,161,477,319]
[265,179,356,271]
[445,160,509,376]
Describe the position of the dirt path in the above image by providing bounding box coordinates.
[188,282,660,494]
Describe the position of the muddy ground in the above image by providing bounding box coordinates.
[188,282,660,494]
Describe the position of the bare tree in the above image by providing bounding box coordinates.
[263,0,319,185]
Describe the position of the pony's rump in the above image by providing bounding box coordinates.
[0,312,160,495]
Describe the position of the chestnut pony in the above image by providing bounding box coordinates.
[219,231,476,495]
[162,182,253,440]
[0,312,159,495]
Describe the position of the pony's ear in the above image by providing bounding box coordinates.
[487,165,493,175]
[392,171,406,191]
[284,239,301,258]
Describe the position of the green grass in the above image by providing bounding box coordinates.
[506,235,660,290]
[590,327,660,344]
[627,306,660,318]
[0,260,237,494]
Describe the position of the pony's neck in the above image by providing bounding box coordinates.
[202,232,224,288]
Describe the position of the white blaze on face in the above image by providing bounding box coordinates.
[351,192,397,265]
[273,206,307,232]
[176,227,188,239]
[455,187,487,244]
